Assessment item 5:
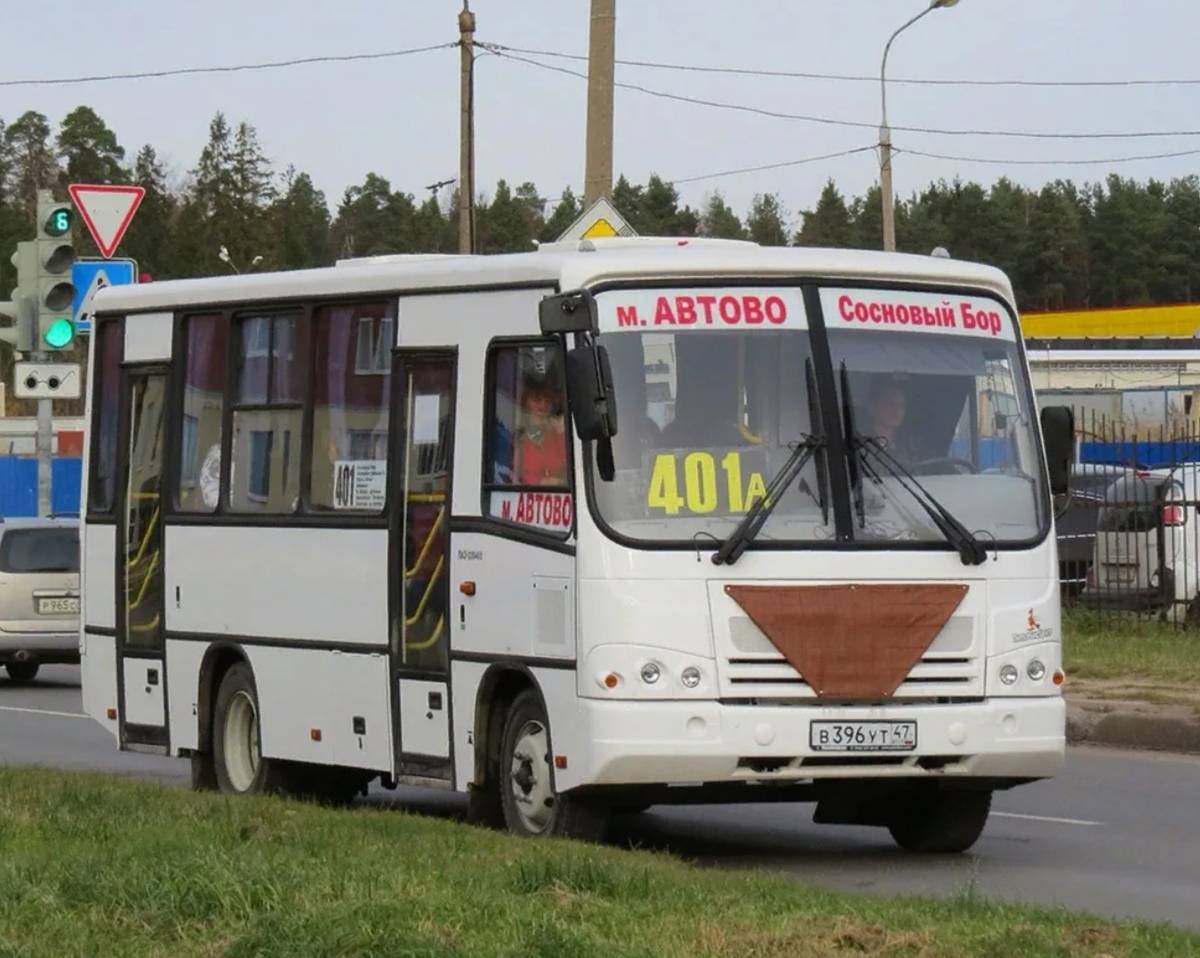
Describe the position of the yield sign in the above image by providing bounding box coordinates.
[68,183,146,258]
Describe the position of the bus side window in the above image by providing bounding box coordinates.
[176,313,226,513]
[483,341,572,532]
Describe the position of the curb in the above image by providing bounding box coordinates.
[1066,696,1200,754]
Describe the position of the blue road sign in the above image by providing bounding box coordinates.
[72,258,137,333]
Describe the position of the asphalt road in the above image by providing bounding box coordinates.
[3,666,1199,930]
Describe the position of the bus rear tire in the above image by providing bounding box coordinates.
[499,689,609,841]
[887,788,991,853]
[213,663,291,796]
[5,662,39,683]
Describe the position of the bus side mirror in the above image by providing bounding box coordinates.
[566,343,618,442]
[540,290,598,335]
[1040,405,1074,496]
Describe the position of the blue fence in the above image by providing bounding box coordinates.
[0,456,82,517]
[1079,441,1200,470]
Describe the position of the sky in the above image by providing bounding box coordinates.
[2,1,1199,235]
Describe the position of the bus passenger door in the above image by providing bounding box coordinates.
[116,368,169,747]
[390,350,456,780]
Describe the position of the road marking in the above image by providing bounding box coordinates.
[994,811,1103,827]
[0,705,89,720]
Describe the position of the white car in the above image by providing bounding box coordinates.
[0,518,80,683]
[1084,466,1200,622]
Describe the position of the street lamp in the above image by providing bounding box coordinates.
[879,0,959,252]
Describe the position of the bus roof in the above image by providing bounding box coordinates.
[91,240,1015,315]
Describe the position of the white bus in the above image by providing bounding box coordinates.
[80,239,1074,852]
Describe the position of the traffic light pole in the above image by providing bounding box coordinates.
[36,392,51,516]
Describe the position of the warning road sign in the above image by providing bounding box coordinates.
[68,183,146,258]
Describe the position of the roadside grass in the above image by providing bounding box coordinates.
[0,768,1197,957]
[1063,607,1200,686]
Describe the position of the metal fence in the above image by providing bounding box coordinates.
[1058,412,1200,628]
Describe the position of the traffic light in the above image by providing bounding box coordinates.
[35,190,76,351]
[0,243,38,352]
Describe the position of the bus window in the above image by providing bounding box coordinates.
[88,319,123,515]
[484,342,572,534]
[229,312,306,514]
[310,302,393,512]
[176,314,226,513]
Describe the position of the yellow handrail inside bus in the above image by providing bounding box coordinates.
[127,552,160,611]
[405,506,445,578]
[405,556,444,625]
[129,508,160,568]
[405,614,444,651]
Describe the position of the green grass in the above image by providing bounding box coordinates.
[1063,607,1200,685]
[0,768,1197,957]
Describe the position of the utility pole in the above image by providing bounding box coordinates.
[583,0,616,206]
[458,1,477,254]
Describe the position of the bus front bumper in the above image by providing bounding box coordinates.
[563,696,1065,789]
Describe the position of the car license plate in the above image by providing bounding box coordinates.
[810,720,917,752]
[37,596,79,615]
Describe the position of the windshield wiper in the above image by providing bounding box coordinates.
[713,360,825,566]
[839,363,987,567]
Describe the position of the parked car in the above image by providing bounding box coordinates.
[1080,467,1200,621]
[1056,463,1141,596]
[0,518,80,683]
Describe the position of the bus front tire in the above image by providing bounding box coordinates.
[212,663,291,796]
[498,689,609,841]
[5,662,39,683]
[886,788,992,853]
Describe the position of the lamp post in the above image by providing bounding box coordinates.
[879,0,959,252]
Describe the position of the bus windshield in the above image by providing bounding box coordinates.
[590,288,834,545]
[586,285,1047,549]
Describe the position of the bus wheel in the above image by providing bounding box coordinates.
[887,788,991,853]
[499,689,609,841]
[213,663,290,796]
[5,662,39,683]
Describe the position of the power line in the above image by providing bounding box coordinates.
[488,42,1200,89]
[895,146,1200,166]
[482,43,1200,141]
[0,42,456,88]
[670,146,877,185]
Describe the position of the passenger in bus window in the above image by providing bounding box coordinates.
[517,373,567,486]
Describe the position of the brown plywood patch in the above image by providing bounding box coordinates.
[724,583,968,699]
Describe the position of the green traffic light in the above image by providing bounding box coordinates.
[44,208,72,237]
[43,317,74,349]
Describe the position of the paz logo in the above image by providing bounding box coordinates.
[1015,608,1052,643]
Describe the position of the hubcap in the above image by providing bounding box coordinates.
[509,719,554,833]
[223,690,260,792]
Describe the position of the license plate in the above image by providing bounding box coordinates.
[810,720,917,752]
[37,596,79,615]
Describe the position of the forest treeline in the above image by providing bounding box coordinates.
[2,105,1199,317]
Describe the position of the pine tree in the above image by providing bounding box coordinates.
[330,173,398,257]
[4,111,59,225]
[745,193,789,246]
[700,191,746,240]
[268,167,330,269]
[477,180,535,253]
[796,180,857,248]
[121,145,176,278]
[540,187,582,242]
[611,174,643,230]
[56,106,127,186]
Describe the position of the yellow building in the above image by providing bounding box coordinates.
[1022,303,1200,339]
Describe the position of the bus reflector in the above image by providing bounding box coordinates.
[1052,671,1065,686]
[554,755,567,769]
[106,707,117,720]
[459,580,477,596]
[310,728,323,741]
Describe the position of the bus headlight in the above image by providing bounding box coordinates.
[999,664,1020,686]
[1027,659,1046,682]
[640,662,662,685]
[681,666,702,689]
